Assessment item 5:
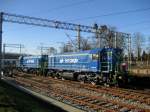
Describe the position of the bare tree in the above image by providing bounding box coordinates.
[147,36,150,53]
[62,33,93,52]
[133,32,144,61]
[47,47,57,55]
[90,37,97,48]
[146,36,150,64]
[61,41,74,53]
[80,37,92,50]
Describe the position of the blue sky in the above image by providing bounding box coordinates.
[0,0,150,54]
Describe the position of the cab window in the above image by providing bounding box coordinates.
[107,51,112,56]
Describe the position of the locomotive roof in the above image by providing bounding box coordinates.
[23,55,42,59]
[57,48,120,55]
[21,48,121,58]
[49,48,121,57]
[54,48,102,56]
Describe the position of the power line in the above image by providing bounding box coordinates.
[121,19,150,28]
[28,0,94,19]
[120,19,150,32]
[43,0,93,13]
[134,26,150,31]
[69,7,150,21]
[123,25,150,33]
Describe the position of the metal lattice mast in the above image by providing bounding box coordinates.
[0,12,3,73]
[3,12,95,33]
[2,12,98,52]
[77,25,81,51]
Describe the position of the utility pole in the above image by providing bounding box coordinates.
[128,35,131,71]
[0,12,3,73]
[77,25,80,51]
[20,44,22,55]
[114,32,117,48]
[41,47,43,55]
[40,43,43,55]
[98,29,101,48]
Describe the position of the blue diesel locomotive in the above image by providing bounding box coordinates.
[18,55,48,74]
[18,48,126,85]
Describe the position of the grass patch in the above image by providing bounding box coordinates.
[0,80,65,112]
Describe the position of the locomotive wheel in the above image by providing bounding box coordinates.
[73,73,78,81]
[54,77,58,79]
[78,75,87,83]
[49,72,55,78]
[91,81,96,85]
[104,83,110,87]
[90,77,100,85]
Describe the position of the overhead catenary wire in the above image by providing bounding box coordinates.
[41,0,93,13]
[69,7,150,22]
[125,25,150,32]
[121,19,150,28]
[117,19,150,32]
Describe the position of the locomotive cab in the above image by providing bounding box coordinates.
[100,50,112,73]
[99,48,123,85]
[86,48,123,85]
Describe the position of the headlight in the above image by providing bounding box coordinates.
[119,76,122,79]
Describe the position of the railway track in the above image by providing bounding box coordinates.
[9,72,150,112]
[13,77,117,112]
[29,75,150,105]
